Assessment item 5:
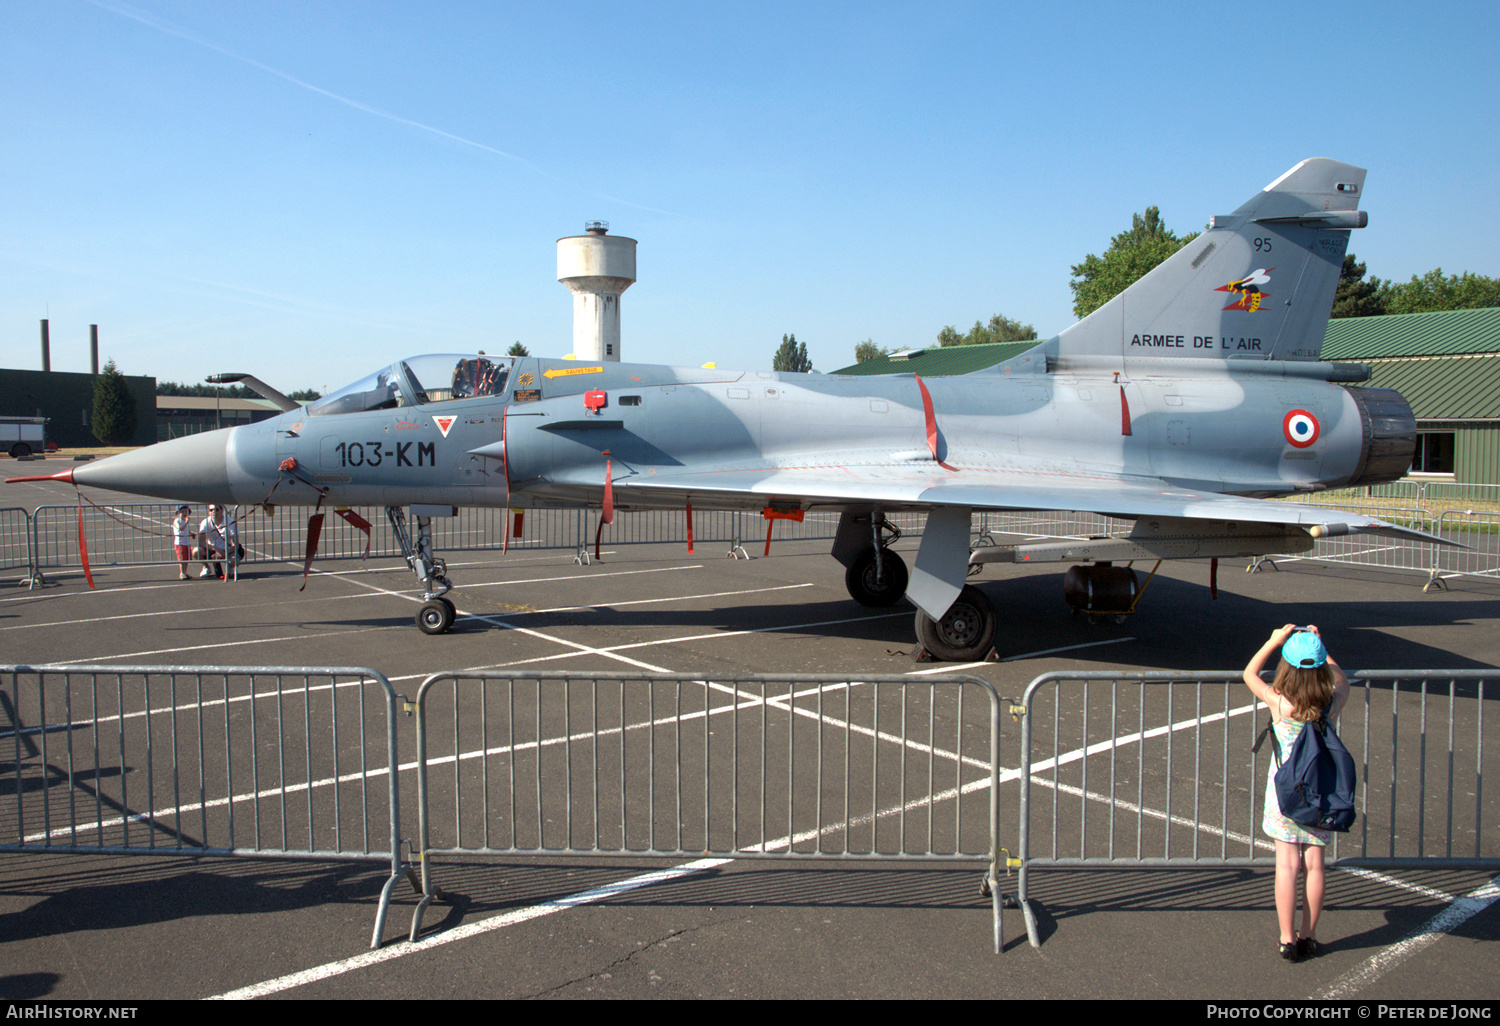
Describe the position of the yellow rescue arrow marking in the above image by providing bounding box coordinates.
[543,366,604,379]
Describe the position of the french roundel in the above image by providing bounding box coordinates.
[1283,409,1320,448]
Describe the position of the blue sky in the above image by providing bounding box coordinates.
[3,0,1497,393]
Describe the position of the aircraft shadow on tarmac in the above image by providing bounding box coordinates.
[295,566,1500,673]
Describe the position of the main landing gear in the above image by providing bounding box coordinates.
[843,516,908,607]
[913,585,997,663]
[387,507,456,634]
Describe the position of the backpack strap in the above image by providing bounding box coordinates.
[1252,716,1282,764]
[1312,702,1333,737]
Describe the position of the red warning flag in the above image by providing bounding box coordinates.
[594,453,614,561]
[76,497,95,590]
[333,507,372,558]
[300,495,325,592]
[914,375,957,472]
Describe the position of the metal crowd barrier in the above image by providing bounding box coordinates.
[1012,670,1499,948]
[0,506,33,586]
[1428,509,1500,588]
[25,497,1500,591]
[409,671,1008,950]
[0,663,414,949]
[1311,480,1500,508]
[24,503,922,577]
[1247,504,1437,576]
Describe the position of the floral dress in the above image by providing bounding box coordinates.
[1262,717,1332,846]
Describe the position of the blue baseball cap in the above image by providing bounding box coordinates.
[1282,630,1327,668]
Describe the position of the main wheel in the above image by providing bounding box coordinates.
[845,548,908,607]
[416,598,456,634]
[914,585,997,661]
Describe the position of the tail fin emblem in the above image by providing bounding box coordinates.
[1216,267,1275,312]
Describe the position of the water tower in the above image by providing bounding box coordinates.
[557,221,637,362]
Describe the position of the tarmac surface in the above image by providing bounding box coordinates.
[2,466,1498,1001]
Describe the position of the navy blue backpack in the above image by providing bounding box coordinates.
[1256,707,1358,833]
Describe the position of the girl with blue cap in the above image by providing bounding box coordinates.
[1242,624,1350,962]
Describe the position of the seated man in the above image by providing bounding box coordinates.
[195,504,240,579]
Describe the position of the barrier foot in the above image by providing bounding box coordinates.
[1246,556,1277,573]
[992,884,1003,955]
[370,868,407,949]
[1020,898,1041,949]
[410,893,435,943]
[1423,574,1449,592]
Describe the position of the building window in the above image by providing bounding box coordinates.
[1412,432,1455,475]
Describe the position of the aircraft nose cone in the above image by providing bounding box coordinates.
[72,428,233,503]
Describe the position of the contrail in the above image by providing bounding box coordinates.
[87,0,676,215]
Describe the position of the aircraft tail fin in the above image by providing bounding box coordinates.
[1051,158,1368,367]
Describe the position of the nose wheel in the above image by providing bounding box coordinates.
[417,597,457,635]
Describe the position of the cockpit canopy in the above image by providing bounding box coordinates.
[308,355,514,416]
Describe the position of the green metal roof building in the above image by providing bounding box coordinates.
[832,308,1500,483]
[1324,308,1500,483]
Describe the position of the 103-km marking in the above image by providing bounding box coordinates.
[335,441,436,467]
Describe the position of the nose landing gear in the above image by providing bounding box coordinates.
[387,506,457,634]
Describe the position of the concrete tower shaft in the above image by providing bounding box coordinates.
[557,223,637,362]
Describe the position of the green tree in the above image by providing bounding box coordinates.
[773,333,813,373]
[1069,206,1199,318]
[1377,268,1500,314]
[287,388,322,402]
[91,359,138,445]
[854,339,888,363]
[1330,254,1387,318]
[936,313,1036,347]
[507,341,530,357]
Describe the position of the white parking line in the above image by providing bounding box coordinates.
[0,592,359,632]
[1315,875,1500,999]
[195,687,1271,997]
[475,611,911,669]
[905,636,1138,676]
[207,858,734,1000]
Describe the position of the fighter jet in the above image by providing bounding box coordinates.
[11,158,1424,659]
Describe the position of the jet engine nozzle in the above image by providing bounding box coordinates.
[1341,386,1417,488]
